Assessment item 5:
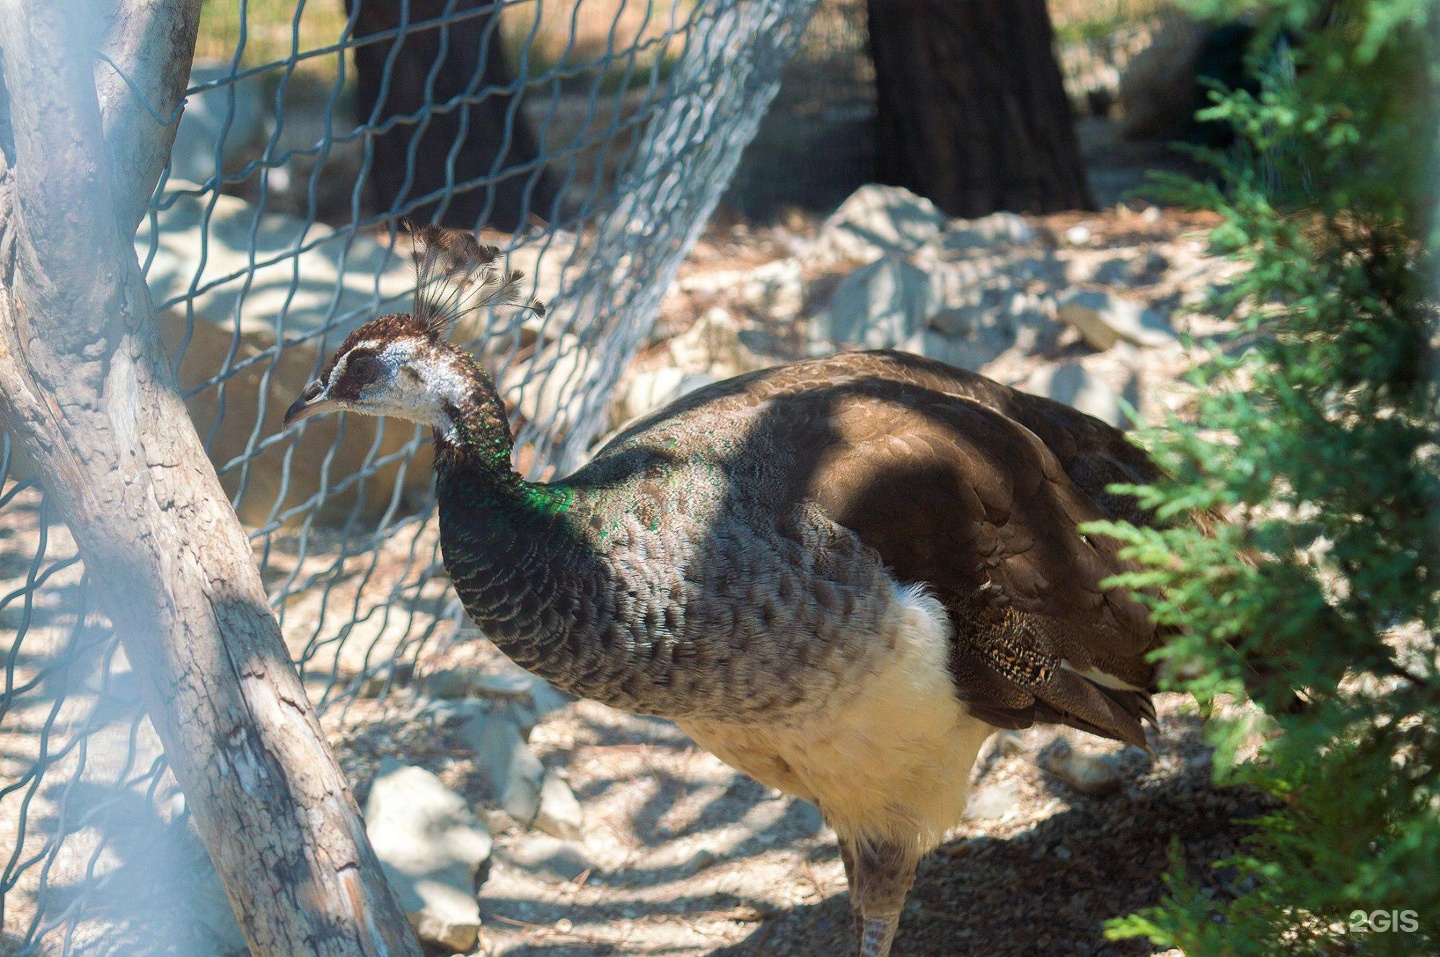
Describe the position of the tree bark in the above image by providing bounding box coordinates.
[866,0,1093,216]
[0,2,422,954]
[347,0,557,232]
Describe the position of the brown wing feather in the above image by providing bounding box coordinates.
[792,386,1160,746]
[593,350,1166,745]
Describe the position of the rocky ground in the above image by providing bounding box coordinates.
[1,184,1270,957]
[323,188,1268,957]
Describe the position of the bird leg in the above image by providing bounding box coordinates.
[847,835,920,957]
[837,834,864,946]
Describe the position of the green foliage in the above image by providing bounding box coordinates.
[1090,1,1440,952]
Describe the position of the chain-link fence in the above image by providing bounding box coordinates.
[0,0,1183,950]
[0,1,822,951]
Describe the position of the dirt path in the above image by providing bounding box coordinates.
[470,692,1265,957]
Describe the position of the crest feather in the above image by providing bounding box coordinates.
[408,223,546,335]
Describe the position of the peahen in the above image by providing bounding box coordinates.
[284,227,1167,957]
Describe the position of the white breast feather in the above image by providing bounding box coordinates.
[681,581,996,850]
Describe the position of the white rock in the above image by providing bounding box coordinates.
[364,758,491,953]
[461,715,546,824]
[966,779,1022,820]
[810,184,948,265]
[496,833,595,883]
[1022,362,1135,429]
[928,285,1052,338]
[995,730,1026,756]
[791,799,826,836]
[426,667,478,700]
[915,286,1058,370]
[1057,289,1176,350]
[668,307,775,378]
[473,665,571,719]
[168,63,267,188]
[614,366,718,427]
[683,848,720,875]
[1038,740,1128,796]
[941,212,1036,250]
[533,774,584,841]
[1064,224,1093,246]
[678,258,804,321]
[500,334,598,434]
[900,329,991,371]
[1091,251,1170,287]
[620,366,686,421]
[418,697,491,729]
[812,254,932,350]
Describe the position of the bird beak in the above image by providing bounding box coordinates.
[284,379,336,425]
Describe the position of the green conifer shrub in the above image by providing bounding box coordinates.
[1093,2,1439,953]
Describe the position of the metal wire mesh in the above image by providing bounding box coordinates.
[0,1,1171,949]
[0,0,820,951]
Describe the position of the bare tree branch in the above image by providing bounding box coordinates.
[92,0,203,232]
[0,2,423,953]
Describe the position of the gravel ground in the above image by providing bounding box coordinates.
[1,196,1264,956]
[401,664,1269,957]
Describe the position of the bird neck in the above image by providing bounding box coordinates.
[430,354,519,484]
[429,363,610,697]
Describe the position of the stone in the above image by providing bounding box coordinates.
[364,758,492,952]
[500,335,598,436]
[447,666,571,740]
[1092,251,1170,287]
[495,833,595,884]
[461,715,546,824]
[995,730,1026,756]
[471,670,538,701]
[533,774,584,841]
[966,779,1022,820]
[472,666,571,719]
[426,667,479,700]
[940,212,1036,251]
[1063,223,1093,247]
[613,366,718,428]
[417,696,491,729]
[915,285,1058,370]
[1038,740,1127,796]
[899,329,992,372]
[168,63,267,188]
[683,848,719,875]
[810,184,949,265]
[668,307,774,378]
[1057,289,1176,350]
[1022,363,1136,429]
[678,258,804,321]
[790,799,826,836]
[812,254,932,350]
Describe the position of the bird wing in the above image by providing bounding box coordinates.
[782,381,1160,747]
[588,352,1164,745]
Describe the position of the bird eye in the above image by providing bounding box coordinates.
[348,350,383,386]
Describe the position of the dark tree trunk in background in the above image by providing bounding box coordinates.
[866,0,1093,216]
[347,0,557,232]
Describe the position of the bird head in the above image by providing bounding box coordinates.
[283,226,543,430]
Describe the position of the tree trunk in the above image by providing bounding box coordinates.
[347,0,558,232]
[0,3,422,954]
[866,0,1093,216]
